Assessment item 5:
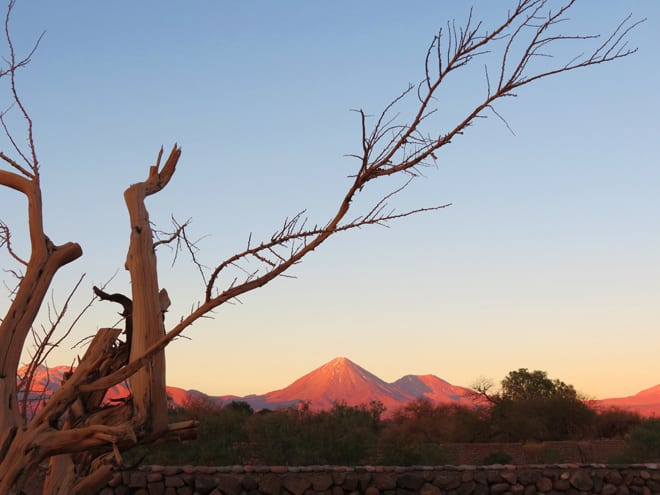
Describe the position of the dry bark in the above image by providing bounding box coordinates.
[123,145,180,436]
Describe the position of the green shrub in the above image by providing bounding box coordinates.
[623,419,660,462]
[594,407,641,438]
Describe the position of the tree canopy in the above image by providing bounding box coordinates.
[500,368,579,401]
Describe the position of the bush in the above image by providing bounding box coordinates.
[244,401,381,465]
[244,408,301,464]
[488,396,596,441]
[594,407,641,438]
[622,419,660,462]
[377,400,460,465]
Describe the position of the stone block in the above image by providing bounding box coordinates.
[242,475,259,491]
[260,473,282,495]
[433,473,461,490]
[602,483,618,495]
[164,476,184,488]
[147,472,163,483]
[419,482,442,495]
[616,485,630,495]
[397,473,425,491]
[216,474,242,495]
[283,474,312,495]
[128,471,148,488]
[569,470,593,491]
[147,481,165,495]
[194,475,218,494]
[373,473,397,491]
[343,475,359,491]
[311,473,333,491]
[536,477,553,492]
[501,471,517,484]
[162,467,182,476]
[456,480,476,494]
[490,482,510,493]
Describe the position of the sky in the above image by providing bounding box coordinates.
[0,1,658,400]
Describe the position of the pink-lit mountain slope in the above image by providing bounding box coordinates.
[17,365,196,409]
[246,357,415,412]
[19,365,131,404]
[593,385,660,417]
[236,357,482,413]
[392,374,477,405]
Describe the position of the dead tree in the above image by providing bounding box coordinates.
[0,0,642,493]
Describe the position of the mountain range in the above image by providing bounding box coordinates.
[19,357,660,417]
[223,357,477,412]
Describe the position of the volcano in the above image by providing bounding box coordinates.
[235,357,479,413]
[251,357,415,411]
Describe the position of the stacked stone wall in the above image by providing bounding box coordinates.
[103,463,660,494]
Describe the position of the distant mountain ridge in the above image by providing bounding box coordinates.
[595,384,660,416]
[393,374,475,403]
[19,358,660,417]
[240,357,457,412]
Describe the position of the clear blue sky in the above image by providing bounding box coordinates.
[0,1,658,400]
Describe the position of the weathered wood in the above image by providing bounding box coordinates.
[42,328,125,494]
[43,455,75,495]
[123,145,181,436]
[72,464,113,495]
[0,169,82,481]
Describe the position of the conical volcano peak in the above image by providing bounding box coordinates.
[322,357,364,374]
[328,356,352,366]
[263,357,412,410]
[299,357,384,388]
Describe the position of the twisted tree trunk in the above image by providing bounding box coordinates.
[123,146,180,436]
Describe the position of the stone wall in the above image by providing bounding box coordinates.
[103,463,660,494]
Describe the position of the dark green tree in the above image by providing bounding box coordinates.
[500,368,579,401]
[489,369,595,441]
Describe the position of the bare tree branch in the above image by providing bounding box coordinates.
[18,274,89,421]
[0,0,44,176]
[0,221,27,266]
